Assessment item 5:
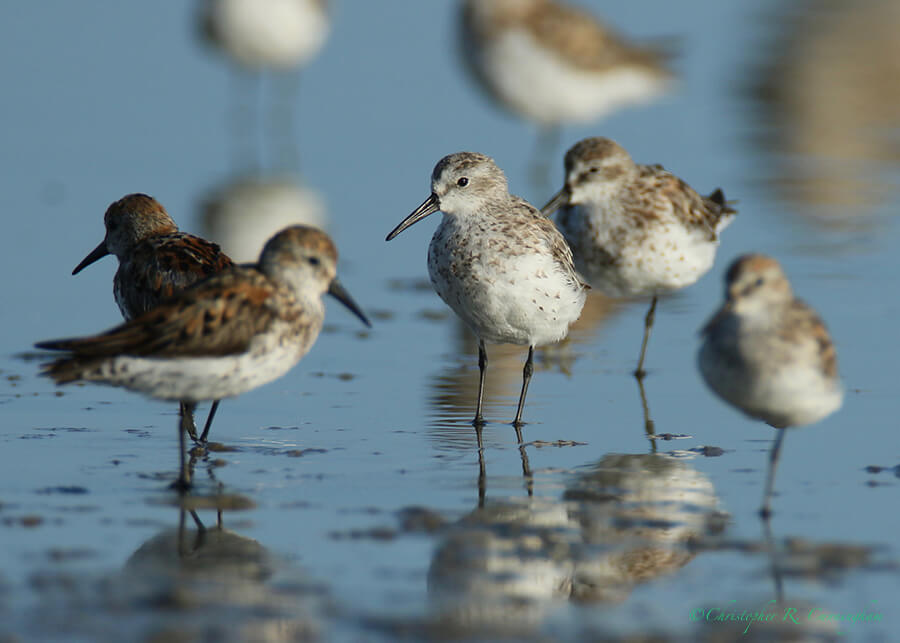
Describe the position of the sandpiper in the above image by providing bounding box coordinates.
[39,225,370,489]
[542,137,736,377]
[460,0,673,165]
[73,193,234,443]
[698,254,843,517]
[386,152,587,431]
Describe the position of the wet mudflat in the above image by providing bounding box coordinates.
[2,1,900,641]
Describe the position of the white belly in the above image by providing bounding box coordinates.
[560,203,719,298]
[84,323,315,402]
[428,236,585,346]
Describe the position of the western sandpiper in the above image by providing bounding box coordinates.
[39,225,370,489]
[73,193,234,444]
[460,0,673,169]
[542,137,736,377]
[386,152,587,431]
[698,254,843,517]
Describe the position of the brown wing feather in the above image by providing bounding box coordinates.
[38,268,278,359]
[781,300,839,380]
[625,165,736,240]
[116,233,234,317]
[523,2,667,72]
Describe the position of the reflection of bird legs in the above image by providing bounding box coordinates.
[760,429,786,519]
[761,511,785,604]
[635,376,657,453]
[228,70,262,174]
[517,438,534,498]
[477,443,486,509]
[475,428,534,507]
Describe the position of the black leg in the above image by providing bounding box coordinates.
[199,400,221,443]
[513,346,535,427]
[473,340,488,427]
[477,435,486,509]
[180,402,199,441]
[760,429,786,519]
[635,295,658,379]
[761,508,784,604]
[173,406,192,493]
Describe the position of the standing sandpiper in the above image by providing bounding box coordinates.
[698,254,843,517]
[386,152,587,433]
[39,225,370,490]
[460,0,673,177]
[542,137,736,378]
[73,193,234,443]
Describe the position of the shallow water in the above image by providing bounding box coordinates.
[2,1,899,641]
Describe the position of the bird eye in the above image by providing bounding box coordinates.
[754,278,763,287]
[588,167,600,173]
[457,177,469,187]
[307,257,320,266]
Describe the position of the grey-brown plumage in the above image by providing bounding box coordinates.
[542,137,736,376]
[387,151,587,429]
[460,0,673,126]
[72,193,234,443]
[698,253,842,516]
[40,225,370,489]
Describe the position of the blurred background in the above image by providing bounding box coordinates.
[1,1,898,640]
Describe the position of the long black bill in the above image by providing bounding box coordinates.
[72,240,110,275]
[539,187,569,218]
[385,193,440,241]
[328,278,371,328]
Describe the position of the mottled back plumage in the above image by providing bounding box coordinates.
[38,225,369,399]
[698,254,842,429]
[459,0,672,126]
[74,193,234,321]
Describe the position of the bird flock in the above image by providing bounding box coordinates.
[35,0,843,521]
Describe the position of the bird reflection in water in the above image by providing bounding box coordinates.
[122,493,321,641]
[747,0,900,224]
[199,173,327,264]
[427,452,725,637]
[458,0,675,188]
[197,0,330,172]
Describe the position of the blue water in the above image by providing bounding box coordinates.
[1,1,898,640]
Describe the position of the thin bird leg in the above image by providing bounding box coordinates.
[473,340,488,427]
[761,509,784,604]
[477,441,486,509]
[513,346,535,427]
[199,401,221,443]
[760,429,787,519]
[635,295,658,378]
[173,407,192,493]
[179,402,199,441]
